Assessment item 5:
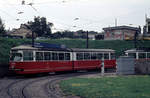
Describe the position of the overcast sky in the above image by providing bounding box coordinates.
[0,0,150,32]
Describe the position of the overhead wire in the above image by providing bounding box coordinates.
[0,0,24,21]
[0,9,19,21]
[0,0,105,31]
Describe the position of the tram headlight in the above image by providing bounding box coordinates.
[10,64,15,69]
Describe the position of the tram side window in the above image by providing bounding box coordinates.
[36,52,43,61]
[23,51,33,61]
[65,53,70,60]
[97,53,103,60]
[84,53,90,60]
[147,53,150,58]
[111,53,115,59]
[128,53,136,58]
[139,53,146,59]
[44,52,51,60]
[91,53,97,60]
[59,53,64,60]
[104,53,109,59]
[77,53,83,60]
[52,52,58,60]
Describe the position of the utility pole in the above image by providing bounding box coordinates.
[32,31,34,47]
[86,31,89,48]
[134,31,138,48]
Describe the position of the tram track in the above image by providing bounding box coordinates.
[22,75,55,98]
[0,77,24,98]
[45,72,101,98]
[7,79,25,98]
[6,75,53,98]
[0,71,104,98]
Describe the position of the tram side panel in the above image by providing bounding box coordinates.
[50,61,73,72]
[10,61,52,74]
[74,60,101,70]
[104,60,116,69]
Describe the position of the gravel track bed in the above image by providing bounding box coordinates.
[0,71,102,98]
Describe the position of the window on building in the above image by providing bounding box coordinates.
[52,52,58,60]
[77,53,83,60]
[91,53,97,60]
[138,53,146,59]
[59,53,64,60]
[36,52,43,61]
[84,53,90,60]
[65,53,70,60]
[44,52,51,60]
[104,53,109,59]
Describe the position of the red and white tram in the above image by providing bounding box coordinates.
[9,43,116,74]
[125,48,150,60]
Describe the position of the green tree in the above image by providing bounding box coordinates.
[0,17,6,36]
[27,16,53,37]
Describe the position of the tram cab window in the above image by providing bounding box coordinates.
[65,53,70,60]
[128,53,136,58]
[23,51,33,61]
[52,52,58,60]
[147,53,150,58]
[111,53,115,59]
[97,53,103,60]
[59,53,64,60]
[44,52,51,60]
[104,53,109,59]
[10,53,22,62]
[84,53,90,60]
[139,53,146,59]
[77,53,83,60]
[36,52,43,61]
[91,53,97,60]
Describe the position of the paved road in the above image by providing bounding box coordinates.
[0,72,100,98]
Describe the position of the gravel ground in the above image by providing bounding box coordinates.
[0,72,104,98]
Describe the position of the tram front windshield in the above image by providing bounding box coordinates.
[10,53,22,62]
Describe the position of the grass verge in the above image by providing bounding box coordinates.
[60,75,150,98]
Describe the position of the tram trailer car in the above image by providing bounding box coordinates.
[125,48,150,60]
[9,44,116,74]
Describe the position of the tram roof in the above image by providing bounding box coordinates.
[11,45,70,51]
[125,49,149,53]
[11,45,115,52]
[71,48,115,52]
[11,45,38,50]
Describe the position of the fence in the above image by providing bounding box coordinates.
[135,59,150,74]
[117,56,135,75]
